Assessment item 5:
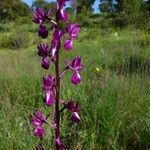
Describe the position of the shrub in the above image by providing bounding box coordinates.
[0,32,30,49]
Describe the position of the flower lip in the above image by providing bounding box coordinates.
[38,25,48,39]
[34,126,44,137]
[71,112,81,123]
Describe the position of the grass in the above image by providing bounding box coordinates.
[0,26,150,150]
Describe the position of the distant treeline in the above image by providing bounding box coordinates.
[0,0,150,30]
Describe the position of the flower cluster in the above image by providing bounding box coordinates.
[30,0,83,149]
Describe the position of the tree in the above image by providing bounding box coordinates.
[114,0,142,27]
[99,0,113,13]
[0,0,31,21]
[31,0,56,16]
[75,0,96,14]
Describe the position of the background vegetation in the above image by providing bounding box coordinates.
[0,0,150,150]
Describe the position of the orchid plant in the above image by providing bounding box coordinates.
[30,1,83,149]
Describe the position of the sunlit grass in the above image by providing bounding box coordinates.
[0,28,150,149]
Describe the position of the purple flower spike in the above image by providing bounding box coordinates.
[41,57,50,70]
[33,8,47,24]
[56,9,68,22]
[37,44,49,57]
[64,38,73,51]
[44,91,55,106]
[34,126,44,137]
[68,24,80,38]
[71,72,81,85]
[71,112,81,123]
[38,25,48,39]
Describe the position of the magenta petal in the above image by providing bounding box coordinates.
[55,137,66,150]
[64,39,73,51]
[38,25,48,39]
[42,57,50,70]
[31,117,42,127]
[71,112,81,123]
[56,8,68,21]
[34,126,44,137]
[71,72,81,85]
[37,43,48,57]
[66,101,80,112]
[68,24,80,38]
[43,75,55,92]
[44,91,55,106]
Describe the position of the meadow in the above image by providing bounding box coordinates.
[0,21,150,150]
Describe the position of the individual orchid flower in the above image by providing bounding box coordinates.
[37,44,50,69]
[30,109,47,138]
[34,126,45,137]
[64,24,80,51]
[67,56,83,85]
[66,101,81,123]
[43,75,55,106]
[38,25,48,39]
[33,8,47,24]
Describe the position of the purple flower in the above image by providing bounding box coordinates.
[43,75,55,92]
[43,75,55,106]
[68,24,80,38]
[33,8,48,24]
[57,0,70,9]
[38,25,48,39]
[56,8,68,22]
[30,109,48,138]
[37,44,49,57]
[55,137,66,150]
[41,57,50,70]
[71,112,81,123]
[66,101,81,124]
[67,56,83,85]
[64,38,73,51]
[64,24,80,50]
[71,72,81,85]
[44,91,55,106]
[34,126,44,137]
[66,101,80,112]
[53,27,65,41]
[30,109,44,127]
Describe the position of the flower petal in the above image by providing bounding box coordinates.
[71,112,81,123]
[38,25,48,39]
[44,91,55,106]
[71,72,81,85]
[34,126,44,137]
[64,39,73,51]
[41,57,50,70]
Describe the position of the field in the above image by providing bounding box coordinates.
[0,22,150,150]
